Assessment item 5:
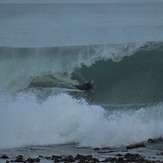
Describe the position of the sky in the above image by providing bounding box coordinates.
[0,0,163,4]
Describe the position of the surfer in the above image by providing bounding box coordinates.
[73,80,95,91]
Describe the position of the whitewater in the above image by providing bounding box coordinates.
[0,0,163,151]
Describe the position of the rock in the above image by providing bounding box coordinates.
[11,156,40,163]
[62,155,75,162]
[148,138,157,143]
[6,161,10,163]
[75,154,99,162]
[124,153,144,162]
[45,156,51,160]
[75,154,85,162]
[51,155,62,162]
[85,155,93,160]
[1,155,9,159]
[14,155,24,162]
[117,157,126,163]
[38,155,44,158]
[26,157,40,162]
[124,153,138,158]
[94,148,100,151]
[88,157,99,163]
[126,142,146,149]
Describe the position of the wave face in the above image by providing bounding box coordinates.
[1,42,163,104]
[72,43,163,105]
[0,42,163,149]
[0,43,137,98]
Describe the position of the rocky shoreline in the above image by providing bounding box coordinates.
[1,153,161,163]
[0,138,163,163]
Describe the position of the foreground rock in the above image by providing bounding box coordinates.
[0,154,9,159]
[45,154,99,162]
[10,155,40,162]
[1,152,162,163]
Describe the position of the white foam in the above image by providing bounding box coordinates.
[0,93,163,149]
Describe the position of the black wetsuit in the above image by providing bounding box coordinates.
[74,83,94,91]
[82,83,94,90]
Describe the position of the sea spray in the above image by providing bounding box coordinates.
[0,93,103,148]
[0,93,163,149]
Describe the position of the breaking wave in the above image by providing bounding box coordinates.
[0,93,163,149]
[0,42,163,148]
[0,42,163,104]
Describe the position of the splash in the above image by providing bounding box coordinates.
[0,93,163,149]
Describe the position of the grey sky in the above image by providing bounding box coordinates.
[0,0,162,4]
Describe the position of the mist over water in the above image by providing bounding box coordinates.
[0,1,163,149]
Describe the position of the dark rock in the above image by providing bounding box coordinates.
[75,154,85,161]
[92,158,99,163]
[124,153,138,158]
[94,148,100,151]
[45,156,51,160]
[6,161,10,163]
[75,154,84,161]
[62,155,75,162]
[26,157,40,162]
[89,157,99,163]
[126,142,146,149]
[124,153,144,162]
[101,147,109,150]
[148,138,157,143]
[14,155,24,162]
[75,154,99,162]
[38,155,44,158]
[85,155,93,160]
[51,155,62,162]
[117,157,126,163]
[1,155,9,159]
[34,158,40,162]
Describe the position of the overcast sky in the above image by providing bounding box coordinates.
[0,0,162,4]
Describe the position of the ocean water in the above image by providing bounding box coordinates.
[0,1,163,149]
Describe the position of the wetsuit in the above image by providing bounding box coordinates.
[74,82,94,91]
